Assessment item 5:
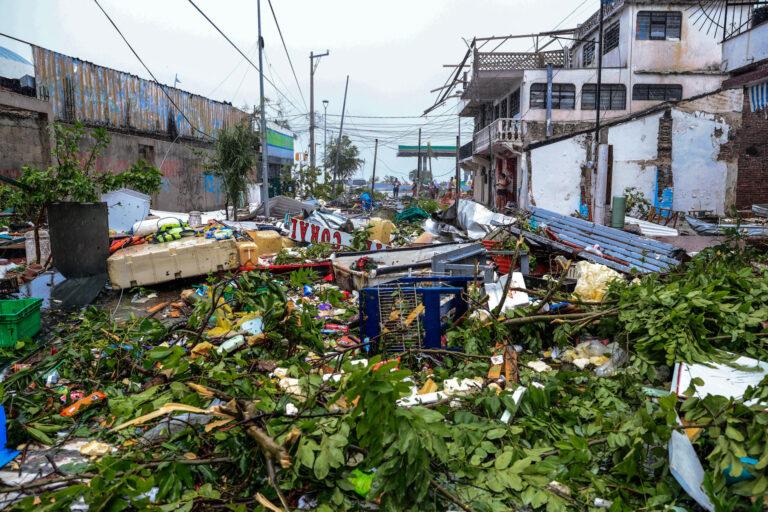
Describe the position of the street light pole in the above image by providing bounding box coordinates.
[257,0,269,217]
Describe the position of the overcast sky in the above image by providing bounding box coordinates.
[0,0,600,182]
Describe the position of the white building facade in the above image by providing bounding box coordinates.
[459,0,728,215]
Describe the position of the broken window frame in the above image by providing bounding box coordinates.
[581,84,627,110]
[603,22,620,54]
[636,11,682,41]
[530,83,576,110]
[632,84,683,101]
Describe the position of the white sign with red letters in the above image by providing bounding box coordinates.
[289,217,386,251]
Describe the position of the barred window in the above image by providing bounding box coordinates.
[582,84,626,110]
[509,89,520,116]
[530,83,576,110]
[603,22,620,54]
[632,84,683,101]
[583,40,595,66]
[637,11,682,40]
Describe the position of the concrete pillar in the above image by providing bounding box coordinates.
[593,143,609,225]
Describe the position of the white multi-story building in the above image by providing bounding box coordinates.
[458,0,727,209]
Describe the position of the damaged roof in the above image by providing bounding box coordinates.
[531,207,683,274]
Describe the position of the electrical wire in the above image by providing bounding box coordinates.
[266,0,308,110]
[186,0,302,114]
[92,0,213,139]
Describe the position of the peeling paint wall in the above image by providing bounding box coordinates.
[670,109,731,214]
[607,111,662,202]
[526,90,742,216]
[529,134,587,215]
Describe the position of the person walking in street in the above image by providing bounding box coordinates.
[392,178,400,198]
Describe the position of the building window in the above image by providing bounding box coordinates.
[632,84,683,101]
[583,40,595,66]
[138,144,155,163]
[509,89,520,117]
[603,22,620,54]
[582,84,626,110]
[530,83,576,109]
[636,11,682,40]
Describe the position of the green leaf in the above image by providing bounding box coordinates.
[725,425,744,441]
[486,428,507,440]
[314,448,330,480]
[494,450,513,470]
[26,426,53,445]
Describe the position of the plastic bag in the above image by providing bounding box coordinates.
[572,262,622,302]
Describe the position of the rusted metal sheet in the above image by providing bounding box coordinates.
[32,46,248,140]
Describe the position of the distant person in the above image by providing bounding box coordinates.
[393,178,400,198]
[496,170,509,211]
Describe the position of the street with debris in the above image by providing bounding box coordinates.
[0,0,768,510]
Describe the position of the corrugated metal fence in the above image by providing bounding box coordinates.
[32,46,248,140]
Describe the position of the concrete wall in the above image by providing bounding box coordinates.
[0,100,227,211]
[529,134,587,215]
[0,108,50,178]
[573,3,723,73]
[669,109,731,213]
[723,22,768,73]
[86,131,226,212]
[607,111,663,202]
[524,90,745,216]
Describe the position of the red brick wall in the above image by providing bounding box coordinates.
[735,79,768,209]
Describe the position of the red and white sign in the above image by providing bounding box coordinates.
[289,217,386,251]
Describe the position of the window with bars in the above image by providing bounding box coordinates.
[603,22,620,54]
[530,83,576,110]
[632,84,683,101]
[583,40,596,66]
[581,84,627,110]
[636,11,682,40]
[509,89,520,116]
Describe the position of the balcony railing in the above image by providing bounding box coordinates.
[475,50,566,72]
[473,118,523,154]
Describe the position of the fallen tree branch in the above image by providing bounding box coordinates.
[430,479,477,512]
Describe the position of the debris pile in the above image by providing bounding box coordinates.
[0,192,766,511]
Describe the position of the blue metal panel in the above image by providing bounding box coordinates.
[531,207,681,274]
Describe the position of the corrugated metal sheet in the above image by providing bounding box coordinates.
[531,208,682,274]
[32,46,248,140]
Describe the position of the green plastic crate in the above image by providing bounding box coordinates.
[0,298,43,347]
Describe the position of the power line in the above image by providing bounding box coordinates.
[92,0,212,139]
[266,0,307,110]
[186,0,302,113]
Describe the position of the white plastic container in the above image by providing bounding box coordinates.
[107,237,239,289]
[24,229,50,264]
[131,217,186,237]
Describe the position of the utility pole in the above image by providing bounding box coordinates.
[593,0,608,224]
[595,0,605,139]
[370,138,378,197]
[415,128,422,198]
[322,99,329,175]
[309,50,329,170]
[454,135,460,214]
[257,0,269,217]
[332,75,349,194]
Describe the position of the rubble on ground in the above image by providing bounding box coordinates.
[0,195,766,511]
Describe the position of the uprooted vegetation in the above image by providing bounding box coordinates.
[1,245,767,511]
